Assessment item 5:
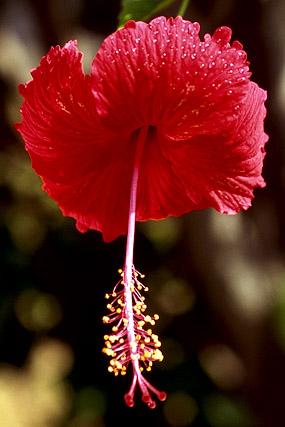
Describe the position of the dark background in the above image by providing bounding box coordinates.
[0,0,285,426]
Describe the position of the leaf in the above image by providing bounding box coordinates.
[118,0,178,28]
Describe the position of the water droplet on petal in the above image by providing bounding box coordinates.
[193,22,200,32]
[204,34,211,44]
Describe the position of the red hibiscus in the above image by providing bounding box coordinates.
[16,15,268,409]
[16,16,267,242]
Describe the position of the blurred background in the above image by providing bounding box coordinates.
[0,0,285,426]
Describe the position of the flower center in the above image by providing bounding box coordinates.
[102,126,166,408]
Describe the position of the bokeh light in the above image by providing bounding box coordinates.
[198,343,245,390]
[163,391,198,426]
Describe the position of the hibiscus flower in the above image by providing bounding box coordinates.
[16,16,267,408]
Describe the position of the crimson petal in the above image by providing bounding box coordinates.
[17,17,267,241]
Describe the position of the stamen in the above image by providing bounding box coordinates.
[103,268,166,406]
[102,126,166,408]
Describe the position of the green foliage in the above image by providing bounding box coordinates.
[118,0,177,28]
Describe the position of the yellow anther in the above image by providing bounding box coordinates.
[103,267,164,380]
[103,348,116,357]
[153,349,164,361]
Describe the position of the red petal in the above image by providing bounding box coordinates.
[42,134,137,242]
[91,17,251,137]
[16,41,132,241]
[160,82,267,215]
[17,41,121,185]
[90,16,266,223]
[16,17,267,241]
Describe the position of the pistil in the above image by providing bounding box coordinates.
[102,126,166,408]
